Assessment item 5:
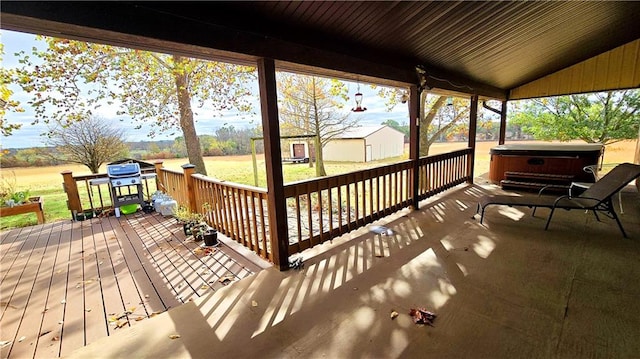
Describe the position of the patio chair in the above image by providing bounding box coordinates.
[476,163,640,238]
[570,164,624,214]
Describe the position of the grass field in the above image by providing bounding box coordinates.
[1,140,637,229]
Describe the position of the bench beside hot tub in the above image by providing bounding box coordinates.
[489,143,604,191]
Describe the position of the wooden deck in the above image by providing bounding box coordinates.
[0,212,266,358]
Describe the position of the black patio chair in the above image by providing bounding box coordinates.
[476,163,640,238]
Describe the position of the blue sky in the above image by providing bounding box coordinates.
[1,30,409,149]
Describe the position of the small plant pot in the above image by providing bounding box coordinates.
[203,229,218,247]
[183,223,194,236]
[75,213,86,221]
[84,210,94,219]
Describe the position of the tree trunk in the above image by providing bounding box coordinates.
[306,139,314,168]
[173,55,207,175]
[419,94,446,156]
[314,122,326,176]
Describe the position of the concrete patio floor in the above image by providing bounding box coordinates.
[66,183,640,358]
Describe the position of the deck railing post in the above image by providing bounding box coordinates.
[409,84,420,209]
[61,170,82,219]
[154,160,165,192]
[182,164,197,213]
[258,57,289,270]
[467,94,478,184]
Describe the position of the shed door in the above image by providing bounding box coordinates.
[365,145,372,162]
[293,143,305,158]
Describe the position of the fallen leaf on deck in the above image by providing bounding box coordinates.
[390,310,399,320]
[60,299,66,304]
[169,334,181,339]
[149,311,162,318]
[52,336,60,342]
[0,341,11,348]
[408,308,437,326]
[200,285,210,290]
[128,306,136,313]
[115,320,128,329]
[135,316,144,321]
[85,309,92,312]
[218,275,235,285]
[1,302,20,309]
[251,300,258,307]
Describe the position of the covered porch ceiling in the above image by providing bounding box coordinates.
[2,1,640,101]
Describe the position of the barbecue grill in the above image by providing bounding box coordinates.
[106,162,144,217]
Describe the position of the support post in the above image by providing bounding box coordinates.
[635,126,640,190]
[61,170,82,219]
[182,164,197,213]
[154,160,165,192]
[258,57,289,270]
[499,100,508,145]
[468,95,479,184]
[409,85,420,209]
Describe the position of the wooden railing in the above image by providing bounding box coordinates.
[283,161,413,254]
[417,148,473,200]
[282,148,472,256]
[61,150,473,267]
[192,175,271,261]
[158,168,188,206]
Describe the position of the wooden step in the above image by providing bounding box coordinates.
[504,171,574,181]
[500,180,570,191]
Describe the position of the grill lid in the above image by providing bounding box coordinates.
[107,163,141,178]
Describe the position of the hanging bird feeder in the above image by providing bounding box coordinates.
[351,83,367,112]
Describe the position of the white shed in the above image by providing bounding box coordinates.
[323,125,405,162]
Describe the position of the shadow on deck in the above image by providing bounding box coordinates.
[3,183,639,358]
[0,212,268,358]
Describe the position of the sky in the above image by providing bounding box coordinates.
[0,29,409,149]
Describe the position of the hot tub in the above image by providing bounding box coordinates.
[489,143,604,184]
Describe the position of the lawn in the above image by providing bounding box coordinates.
[1,140,637,229]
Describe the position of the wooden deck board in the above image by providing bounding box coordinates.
[58,218,87,357]
[1,224,57,358]
[3,224,57,359]
[0,211,262,358]
[80,221,109,346]
[34,221,73,358]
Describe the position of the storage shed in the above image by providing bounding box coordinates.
[323,125,405,162]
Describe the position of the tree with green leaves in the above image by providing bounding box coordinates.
[13,36,255,174]
[510,91,640,145]
[0,43,24,137]
[47,116,129,173]
[277,73,356,176]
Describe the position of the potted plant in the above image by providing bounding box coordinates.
[174,205,205,236]
[193,222,218,246]
[0,179,46,224]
